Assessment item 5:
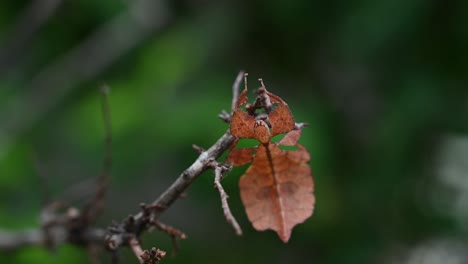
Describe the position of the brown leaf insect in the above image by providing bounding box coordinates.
[227,75,315,242]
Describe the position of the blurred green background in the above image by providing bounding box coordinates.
[1,0,468,263]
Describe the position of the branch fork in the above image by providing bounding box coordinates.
[0,72,249,262]
[208,160,243,236]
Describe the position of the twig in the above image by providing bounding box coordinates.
[100,84,113,179]
[105,74,243,250]
[129,237,145,263]
[210,161,242,236]
[192,144,205,154]
[129,237,166,264]
[105,131,236,251]
[219,71,245,123]
[82,85,113,224]
[231,71,245,112]
[294,122,308,130]
[0,226,105,252]
[0,73,243,259]
[40,201,67,252]
[153,220,186,255]
[218,110,232,123]
[87,244,101,264]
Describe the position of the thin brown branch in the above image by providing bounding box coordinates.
[218,110,232,123]
[294,122,309,130]
[0,229,51,251]
[0,73,243,259]
[219,70,245,122]
[151,133,236,216]
[105,74,243,250]
[40,201,67,252]
[153,221,186,240]
[82,85,113,224]
[129,237,145,263]
[0,226,105,252]
[211,162,242,236]
[87,244,102,264]
[231,71,245,112]
[100,85,113,176]
[153,220,186,255]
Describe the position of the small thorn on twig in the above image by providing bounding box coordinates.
[192,144,205,154]
[258,78,265,87]
[218,110,232,123]
[294,122,309,130]
[82,84,113,224]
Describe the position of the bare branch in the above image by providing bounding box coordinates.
[219,70,245,123]
[87,244,102,264]
[129,237,145,263]
[192,144,205,154]
[82,85,113,224]
[231,71,245,112]
[218,110,232,123]
[105,131,236,250]
[153,220,186,255]
[0,226,105,252]
[211,161,242,236]
[150,132,236,217]
[100,84,113,179]
[294,122,309,130]
[110,250,121,264]
[102,74,239,250]
[0,229,50,251]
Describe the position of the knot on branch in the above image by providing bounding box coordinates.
[140,247,166,264]
[105,202,183,254]
[39,201,99,249]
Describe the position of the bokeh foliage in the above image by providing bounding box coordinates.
[0,0,467,263]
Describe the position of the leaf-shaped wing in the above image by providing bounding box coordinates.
[230,88,256,138]
[230,109,256,138]
[227,147,255,166]
[239,143,314,242]
[278,129,302,146]
[235,88,248,108]
[267,91,295,136]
